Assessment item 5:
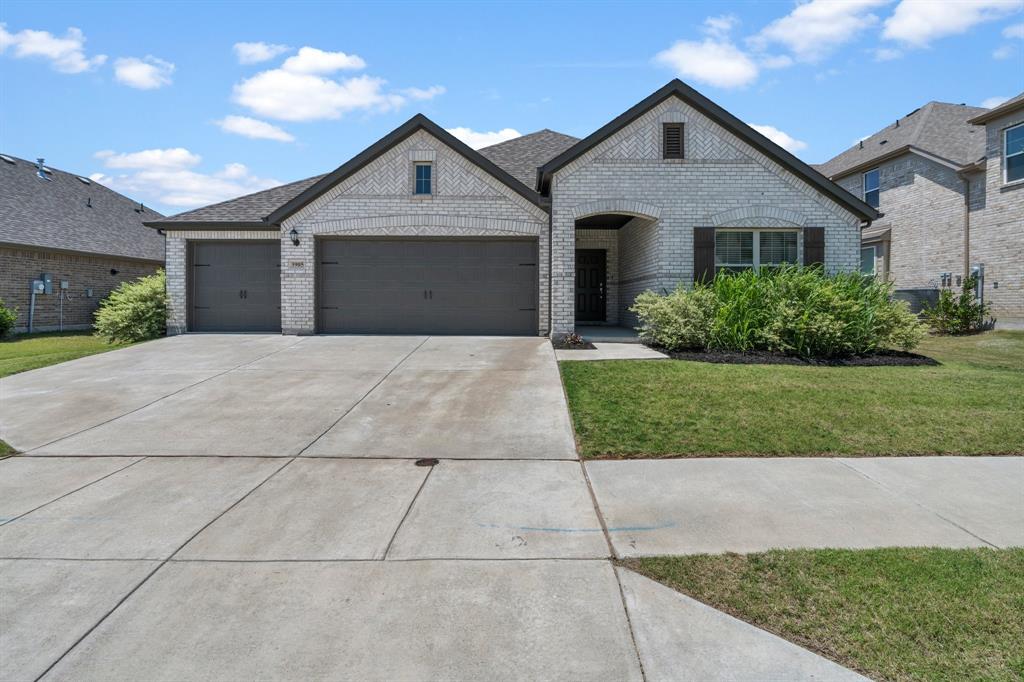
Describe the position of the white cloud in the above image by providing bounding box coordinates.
[215,115,295,142]
[873,47,904,61]
[233,41,290,64]
[0,24,106,73]
[93,147,281,208]
[703,14,740,39]
[94,148,200,169]
[749,123,808,152]
[993,44,1017,58]
[883,0,1022,47]
[402,85,446,101]
[281,46,365,74]
[114,55,174,89]
[751,0,888,62]
[445,127,522,149]
[759,54,794,69]
[654,38,759,89]
[981,95,1011,108]
[1005,22,1024,38]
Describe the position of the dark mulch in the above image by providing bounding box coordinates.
[552,337,597,350]
[653,347,939,367]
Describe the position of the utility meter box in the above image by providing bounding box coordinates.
[41,273,53,295]
[31,280,45,294]
[60,280,69,290]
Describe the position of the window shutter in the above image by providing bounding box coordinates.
[663,123,684,159]
[803,227,825,267]
[694,227,715,282]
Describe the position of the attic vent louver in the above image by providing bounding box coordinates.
[0,154,14,165]
[662,123,684,159]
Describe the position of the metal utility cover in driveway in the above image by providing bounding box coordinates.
[318,239,538,335]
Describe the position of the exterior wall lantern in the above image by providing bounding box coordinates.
[289,228,300,246]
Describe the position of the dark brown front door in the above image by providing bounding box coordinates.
[575,250,606,322]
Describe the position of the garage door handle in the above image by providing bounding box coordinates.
[429,290,433,299]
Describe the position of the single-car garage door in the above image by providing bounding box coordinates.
[190,241,281,332]
[318,239,537,335]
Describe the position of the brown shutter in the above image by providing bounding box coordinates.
[803,227,824,267]
[663,123,684,159]
[694,227,715,282]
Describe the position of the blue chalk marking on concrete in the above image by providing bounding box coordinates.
[477,521,675,533]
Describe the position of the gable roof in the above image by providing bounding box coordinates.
[967,91,1024,125]
[146,174,326,229]
[0,153,164,261]
[478,129,580,188]
[817,102,987,179]
[537,79,879,222]
[265,114,546,224]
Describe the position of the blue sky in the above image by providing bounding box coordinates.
[2,0,1022,216]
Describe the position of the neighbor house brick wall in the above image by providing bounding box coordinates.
[163,230,280,335]
[968,109,1024,324]
[549,96,861,333]
[0,246,160,332]
[281,129,550,335]
[835,153,966,298]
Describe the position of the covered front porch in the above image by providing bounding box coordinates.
[573,210,659,338]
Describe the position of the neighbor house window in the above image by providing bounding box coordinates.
[715,230,798,274]
[861,246,876,276]
[414,162,432,195]
[863,168,880,208]
[1005,123,1024,183]
[663,123,684,159]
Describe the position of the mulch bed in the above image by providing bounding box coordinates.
[551,337,597,350]
[652,347,939,367]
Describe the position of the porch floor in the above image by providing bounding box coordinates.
[576,325,640,344]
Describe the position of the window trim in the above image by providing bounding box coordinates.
[662,122,684,159]
[714,228,799,273]
[413,162,433,195]
[860,245,877,276]
[863,168,880,208]
[1004,122,1024,185]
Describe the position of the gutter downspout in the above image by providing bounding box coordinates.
[959,173,971,281]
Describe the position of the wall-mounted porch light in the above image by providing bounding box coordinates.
[289,228,300,246]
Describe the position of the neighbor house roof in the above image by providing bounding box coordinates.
[0,153,164,261]
[147,114,550,230]
[817,102,987,180]
[477,129,580,188]
[536,79,879,222]
[967,91,1024,125]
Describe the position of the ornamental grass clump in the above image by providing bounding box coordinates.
[93,270,167,343]
[632,266,924,358]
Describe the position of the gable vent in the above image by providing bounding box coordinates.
[663,123,684,159]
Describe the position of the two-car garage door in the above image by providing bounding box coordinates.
[318,239,538,335]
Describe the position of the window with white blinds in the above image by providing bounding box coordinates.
[715,229,798,274]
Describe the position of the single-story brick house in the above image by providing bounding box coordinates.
[0,155,164,333]
[147,80,878,337]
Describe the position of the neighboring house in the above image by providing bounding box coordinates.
[818,93,1024,324]
[146,80,877,337]
[0,154,164,333]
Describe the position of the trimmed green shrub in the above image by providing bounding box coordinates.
[94,270,167,343]
[632,266,925,358]
[0,298,16,338]
[922,276,992,335]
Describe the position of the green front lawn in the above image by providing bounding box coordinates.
[0,331,132,379]
[627,548,1024,682]
[560,331,1024,457]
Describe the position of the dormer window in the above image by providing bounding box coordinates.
[863,168,880,208]
[1005,123,1023,184]
[414,162,432,195]
[663,123,684,159]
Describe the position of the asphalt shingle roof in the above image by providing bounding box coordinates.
[817,102,988,179]
[477,129,580,189]
[152,174,327,225]
[968,91,1024,124]
[0,154,164,261]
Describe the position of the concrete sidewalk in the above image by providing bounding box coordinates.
[587,456,1024,557]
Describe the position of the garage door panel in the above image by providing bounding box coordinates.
[191,242,281,332]
[318,239,537,335]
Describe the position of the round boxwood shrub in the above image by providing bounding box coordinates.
[93,270,167,343]
[632,266,925,358]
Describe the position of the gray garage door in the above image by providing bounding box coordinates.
[318,239,537,335]
[190,241,281,332]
